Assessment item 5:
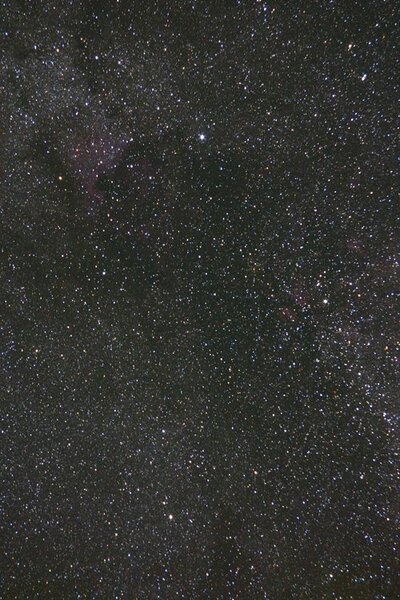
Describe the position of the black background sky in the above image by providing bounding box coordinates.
[1,1,399,598]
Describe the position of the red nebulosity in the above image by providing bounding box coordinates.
[344,238,367,256]
[70,131,128,208]
[117,156,158,201]
[278,307,297,322]
[68,133,174,249]
[289,283,310,308]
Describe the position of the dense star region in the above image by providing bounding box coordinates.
[1,1,399,598]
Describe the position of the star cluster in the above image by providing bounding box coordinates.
[1,1,399,598]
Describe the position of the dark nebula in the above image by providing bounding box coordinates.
[1,2,399,598]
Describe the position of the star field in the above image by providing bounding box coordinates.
[1,2,399,598]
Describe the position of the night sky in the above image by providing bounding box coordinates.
[1,1,399,598]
